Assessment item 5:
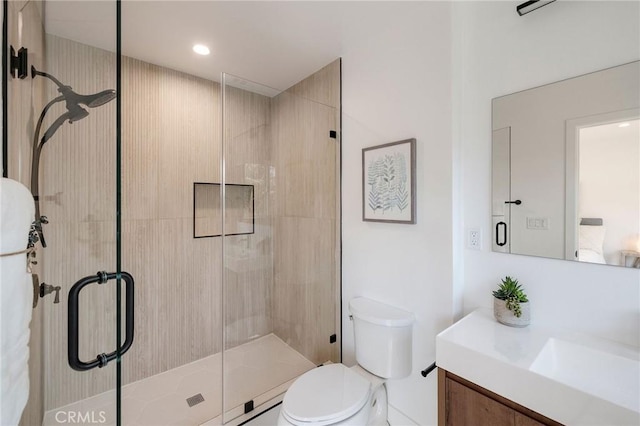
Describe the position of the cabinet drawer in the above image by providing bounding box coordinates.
[439,369,562,426]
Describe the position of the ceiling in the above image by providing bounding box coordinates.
[43,1,363,91]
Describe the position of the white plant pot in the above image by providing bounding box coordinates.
[493,298,530,327]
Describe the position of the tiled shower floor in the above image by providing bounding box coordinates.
[43,334,315,426]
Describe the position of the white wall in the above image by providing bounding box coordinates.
[457,0,640,348]
[341,2,453,425]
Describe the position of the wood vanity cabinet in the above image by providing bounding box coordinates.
[438,369,563,426]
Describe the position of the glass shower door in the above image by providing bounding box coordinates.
[3,1,125,425]
[221,61,341,424]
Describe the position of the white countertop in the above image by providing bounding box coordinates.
[436,309,640,425]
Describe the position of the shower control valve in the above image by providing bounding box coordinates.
[29,216,49,249]
[40,282,62,304]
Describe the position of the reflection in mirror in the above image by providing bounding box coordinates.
[492,61,640,267]
[576,119,639,265]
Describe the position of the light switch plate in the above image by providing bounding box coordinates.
[526,217,549,230]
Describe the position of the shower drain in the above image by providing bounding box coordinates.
[186,393,205,407]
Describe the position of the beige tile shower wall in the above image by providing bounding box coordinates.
[223,86,274,348]
[39,36,275,410]
[271,60,341,365]
[5,1,47,425]
[120,57,224,385]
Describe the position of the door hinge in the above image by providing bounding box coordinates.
[10,46,28,79]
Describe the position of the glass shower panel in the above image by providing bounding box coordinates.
[222,62,340,424]
[4,1,122,425]
[119,2,223,425]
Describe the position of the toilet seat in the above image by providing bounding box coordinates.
[281,364,371,426]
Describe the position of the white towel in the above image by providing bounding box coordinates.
[0,178,35,426]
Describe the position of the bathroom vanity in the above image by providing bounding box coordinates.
[438,369,559,426]
[436,310,640,426]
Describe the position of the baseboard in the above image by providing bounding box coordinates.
[388,404,418,426]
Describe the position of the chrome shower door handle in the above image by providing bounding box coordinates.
[68,271,135,371]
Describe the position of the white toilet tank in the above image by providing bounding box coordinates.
[349,297,414,379]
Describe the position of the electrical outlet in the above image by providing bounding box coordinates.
[467,228,481,250]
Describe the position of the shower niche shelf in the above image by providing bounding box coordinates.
[193,182,255,238]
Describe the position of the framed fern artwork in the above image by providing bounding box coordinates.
[362,138,416,224]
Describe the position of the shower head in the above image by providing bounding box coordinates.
[41,109,89,145]
[31,66,116,108]
[57,84,117,109]
[31,66,116,143]
[67,104,90,123]
[79,89,117,108]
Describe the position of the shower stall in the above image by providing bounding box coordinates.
[2,1,341,425]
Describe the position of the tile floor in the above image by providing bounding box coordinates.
[43,334,315,426]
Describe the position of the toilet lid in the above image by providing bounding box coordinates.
[282,364,371,425]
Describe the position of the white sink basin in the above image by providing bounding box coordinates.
[530,338,640,413]
[436,309,640,425]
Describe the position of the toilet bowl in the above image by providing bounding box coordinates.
[277,364,386,426]
[277,298,414,426]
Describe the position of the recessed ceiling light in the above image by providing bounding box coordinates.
[618,122,631,128]
[193,44,210,56]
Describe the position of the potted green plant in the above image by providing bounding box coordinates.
[492,276,530,327]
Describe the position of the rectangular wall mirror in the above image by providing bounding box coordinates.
[492,61,640,268]
[193,182,255,238]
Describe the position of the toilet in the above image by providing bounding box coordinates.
[277,297,414,426]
